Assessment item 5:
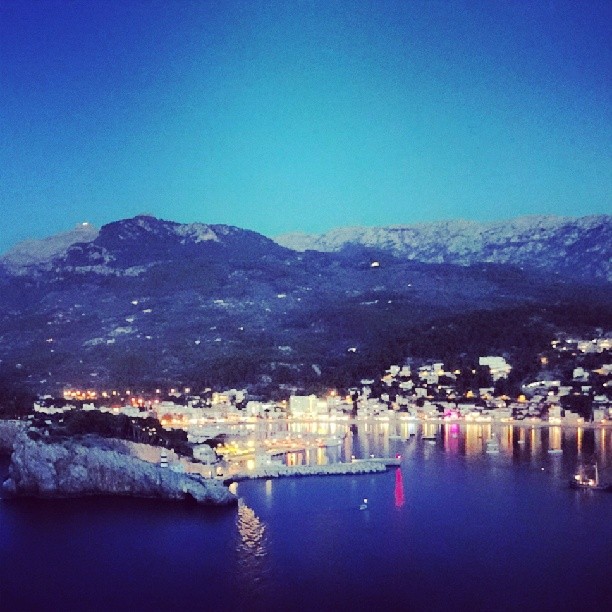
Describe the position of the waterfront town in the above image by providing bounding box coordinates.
[38,334,612,424]
[25,333,610,478]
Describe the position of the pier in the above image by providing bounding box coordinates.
[224,460,388,483]
[351,457,402,467]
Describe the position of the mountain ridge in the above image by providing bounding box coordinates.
[275,214,612,283]
[0,214,609,393]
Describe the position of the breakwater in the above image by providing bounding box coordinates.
[226,460,388,483]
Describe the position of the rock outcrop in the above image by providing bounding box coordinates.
[2,432,236,506]
[0,420,26,455]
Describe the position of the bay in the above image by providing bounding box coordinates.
[1,423,611,611]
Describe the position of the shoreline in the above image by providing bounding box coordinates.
[226,416,612,431]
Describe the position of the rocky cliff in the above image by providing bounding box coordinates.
[0,420,26,455]
[2,432,236,506]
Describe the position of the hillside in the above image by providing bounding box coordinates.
[0,214,609,395]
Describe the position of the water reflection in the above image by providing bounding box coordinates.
[394,469,405,508]
[549,426,562,451]
[235,499,270,602]
[220,418,612,478]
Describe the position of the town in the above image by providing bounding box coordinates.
[35,333,612,428]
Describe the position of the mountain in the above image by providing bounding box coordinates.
[1,223,99,275]
[275,215,612,283]
[0,214,610,395]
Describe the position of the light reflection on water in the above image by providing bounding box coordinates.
[394,468,405,508]
[234,498,271,604]
[223,419,612,478]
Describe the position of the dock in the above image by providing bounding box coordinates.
[352,457,402,467]
[224,460,388,483]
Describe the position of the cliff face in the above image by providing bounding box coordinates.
[0,420,26,455]
[2,433,236,506]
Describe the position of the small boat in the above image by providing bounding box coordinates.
[318,436,342,447]
[570,463,611,491]
[485,435,500,454]
[548,448,563,455]
[359,498,368,510]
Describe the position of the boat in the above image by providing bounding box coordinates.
[318,436,342,447]
[485,435,500,454]
[421,433,437,441]
[570,462,611,491]
[548,448,563,455]
[359,498,368,510]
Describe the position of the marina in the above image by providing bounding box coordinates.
[186,417,612,480]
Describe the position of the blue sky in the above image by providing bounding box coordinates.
[0,0,610,253]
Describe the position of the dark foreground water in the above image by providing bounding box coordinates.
[1,427,611,611]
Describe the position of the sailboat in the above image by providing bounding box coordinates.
[485,434,500,454]
[570,462,611,491]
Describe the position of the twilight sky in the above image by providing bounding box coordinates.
[0,0,610,253]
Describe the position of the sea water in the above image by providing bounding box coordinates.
[1,423,611,611]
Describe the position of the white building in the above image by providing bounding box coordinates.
[289,395,318,417]
[478,356,512,381]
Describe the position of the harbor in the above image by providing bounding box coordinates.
[148,416,612,491]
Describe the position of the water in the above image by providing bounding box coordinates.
[1,423,611,611]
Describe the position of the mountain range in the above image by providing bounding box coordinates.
[276,215,611,283]
[0,214,610,394]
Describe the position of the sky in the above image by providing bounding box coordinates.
[0,0,610,253]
